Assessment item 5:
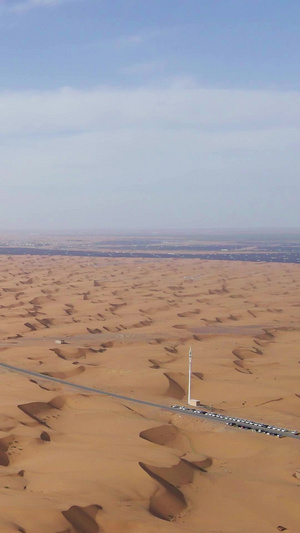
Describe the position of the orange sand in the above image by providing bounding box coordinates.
[0,255,298,532]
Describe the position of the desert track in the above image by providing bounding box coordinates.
[0,361,299,440]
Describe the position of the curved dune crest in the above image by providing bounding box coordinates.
[49,396,66,409]
[164,345,177,354]
[3,301,25,309]
[50,347,86,360]
[0,450,9,466]
[20,276,34,284]
[229,313,241,321]
[29,378,62,392]
[181,453,213,471]
[148,337,165,344]
[232,347,263,360]
[141,460,194,486]
[293,470,300,479]
[101,341,114,348]
[177,309,200,318]
[148,359,160,369]
[18,396,65,426]
[0,435,18,466]
[131,319,153,328]
[24,322,38,331]
[208,285,228,295]
[149,487,187,521]
[140,424,190,451]
[139,462,187,521]
[29,296,53,306]
[141,456,212,487]
[192,371,204,380]
[163,373,186,400]
[255,328,276,341]
[36,317,56,328]
[233,360,252,374]
[62,504,103,533]
[87,327,102,334]
[148,354,177,369]
[200,317,220,326]
[42,365,85,380]
[193,334,203,341]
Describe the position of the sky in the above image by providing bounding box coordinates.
[0,0,300,231]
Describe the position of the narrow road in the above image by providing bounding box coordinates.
[0,361,299,440]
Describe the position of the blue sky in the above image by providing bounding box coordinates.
[0,0,299,230]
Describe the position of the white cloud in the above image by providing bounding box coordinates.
[9,0,75,13]
[0,81,299,229]
[85,26,183,52]
[0,83,300,135]
[120,60,165,75]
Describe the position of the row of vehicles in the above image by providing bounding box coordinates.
[171,405,299,438]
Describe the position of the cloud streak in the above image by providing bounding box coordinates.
[9,0,75,13]
[0,81,299,229]
[1,82,300,135]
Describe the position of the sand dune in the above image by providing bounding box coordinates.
[36,317,56,328]
[2,288,20,293]
[181,453,213,470]
[232,347,263,359]
[42,365,85,379]
[0,255,298,530]
[163,373,186,399]
[18,396,65,427]
[29,296,53,306]
[87,327,102,334]
[255,328,276,341]
[177,309,200,318]
[148,359,160,369]
[192,334,203,341]
[140,424,190,451]
[50,347,86,360]
[139,462,187,521]
[140,455,213,521]
[192,371,204,380]
[62,504,102,533]
[233,359,252,374]
[131,319,153,328]
[141,457,206,486]
[24,322,38,331]
[164,345,177,354]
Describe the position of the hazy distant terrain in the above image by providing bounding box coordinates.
[0,230,300,263]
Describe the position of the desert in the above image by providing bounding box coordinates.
[1,0,299,530]
[0,253,298,532]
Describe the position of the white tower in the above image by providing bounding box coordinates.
[188,346,192,405]
[188,346,200,406]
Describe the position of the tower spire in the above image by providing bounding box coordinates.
[188,346,192,405]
